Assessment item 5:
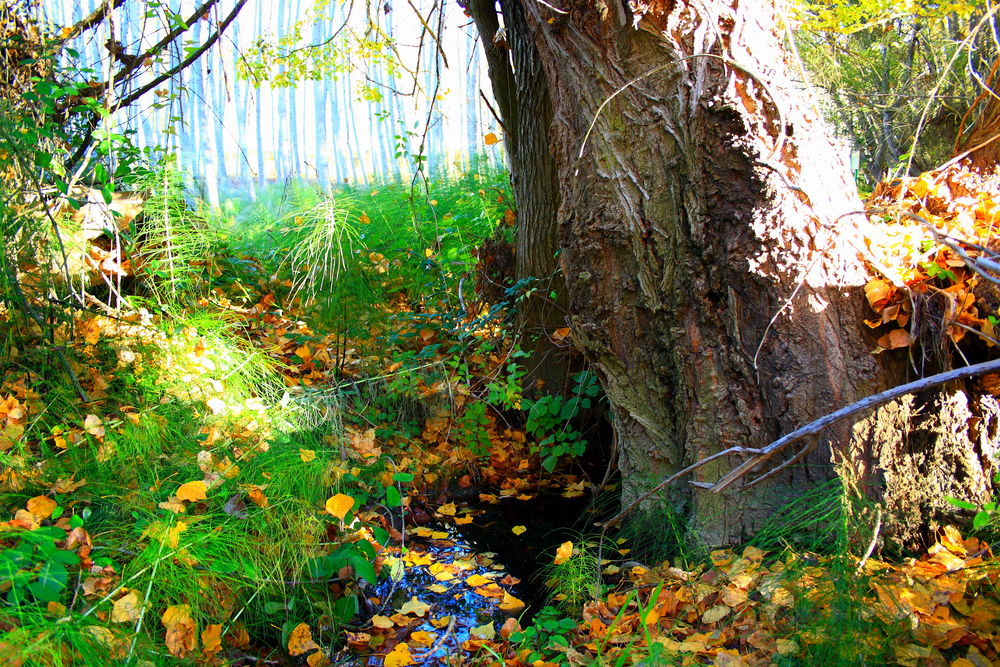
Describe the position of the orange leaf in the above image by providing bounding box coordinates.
[325,493,355,520]
[26,496,56,519]
[554,541,574,565]
[246,485,269,508]
[876,328,913,350]
[864,279,893,312]
[483,132,500,146]
[202,624,223,656]
[176,480,207,502]
[287,622,320,656]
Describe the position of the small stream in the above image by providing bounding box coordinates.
[342,489,604,665]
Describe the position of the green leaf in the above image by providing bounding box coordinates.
[29,560,67,602]
[973,510,991,530]
[945,496,977,511]
[348,553,377,584]
[385,485,402,508]
[101,183,114,204]
[392,472,414,483]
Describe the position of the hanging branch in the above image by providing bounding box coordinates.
[65,0,247,169]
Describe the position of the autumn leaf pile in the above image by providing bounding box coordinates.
[861,161,1000,356]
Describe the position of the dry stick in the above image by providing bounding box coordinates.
[709,357,1000,493]
[856,507,883,573]
[600,446,763,531]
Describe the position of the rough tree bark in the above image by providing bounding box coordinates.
[482,0,892,545]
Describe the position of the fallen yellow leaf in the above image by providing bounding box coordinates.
[202,624,223,656]
[161,604,197,658]
[111,591,142,623]
[26,496,56,519]
[397,597,431,617]
[176,480,207,502]
[511,525,526,535]
[325,493,355,520]
[299,448,316,462]
[384,642,414,667]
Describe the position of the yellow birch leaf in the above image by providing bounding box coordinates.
[299,448,316,462]
[325,493,355,519]
[384,642,414,667]
[371,615,394,629]
[288,622,320,656]
[500,591,525,615]
[554,541,574,565]
[176,480,207,502]
[511,525,527,535]
[410,630,436,646]
[112,591,142,623]
[26,496,56,519]
[437,502,456,516]
[397,597,431,617]
[465,574,492,588]
[470,622,496,640]
[307,651,332,666]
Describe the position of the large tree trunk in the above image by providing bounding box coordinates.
[508,0,885,544]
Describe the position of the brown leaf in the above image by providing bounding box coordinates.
[161,604,197,658]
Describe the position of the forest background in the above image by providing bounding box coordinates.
[2,0,1000,666]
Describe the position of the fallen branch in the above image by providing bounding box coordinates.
[598,358,1000,543]
[709,357,1000,493]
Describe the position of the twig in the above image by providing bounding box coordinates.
[413,614,456,660]
[856,507,883,573]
